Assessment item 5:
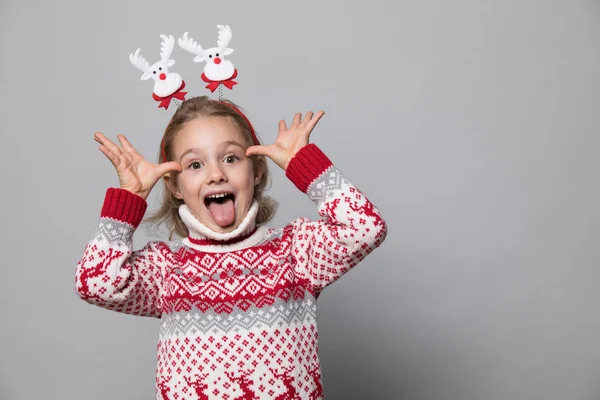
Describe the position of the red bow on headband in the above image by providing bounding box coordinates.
[152,81,187,109]
[201,69,238,92]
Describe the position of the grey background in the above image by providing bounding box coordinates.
[1,0,599,399]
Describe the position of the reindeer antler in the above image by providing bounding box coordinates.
[159,34,175,62]
[216,25,232,51]
[129,48,151,79]
[178,32,205,62]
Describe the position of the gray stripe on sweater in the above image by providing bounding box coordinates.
[307,167,349,204]
[92,219,134,247]
[159,297,317,337]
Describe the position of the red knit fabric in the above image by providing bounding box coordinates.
[188,227,258,246]
[286,144,333,193]
[100,188,147,227]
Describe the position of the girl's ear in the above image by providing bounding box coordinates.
[253,159,264,186]
[254,170,263,186]
[163,175,183,199]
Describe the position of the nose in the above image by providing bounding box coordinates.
[207,163,227,184]
[159,73,167,80]
[214,58,221,64]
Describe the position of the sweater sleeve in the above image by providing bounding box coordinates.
[74,188,168,318]
[285,144,388,295]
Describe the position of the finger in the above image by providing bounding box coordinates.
[95,132,122,155]
[156,161,182,177]
[301,111,314,125]
[306,111,325,132]
[278,119,287,133]
[291,113,302,127]
[98,145,121,168]
[246,145,273,159]
[117,134,138,154]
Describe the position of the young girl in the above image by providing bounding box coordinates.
[75,96,387,399]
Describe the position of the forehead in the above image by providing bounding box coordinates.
[173,116,246,154]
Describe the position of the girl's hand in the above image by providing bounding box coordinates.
[94,132,182,200]
[246,111,325,171]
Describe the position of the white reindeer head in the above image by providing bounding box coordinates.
[178,25,235,82]
[129,34,183,97]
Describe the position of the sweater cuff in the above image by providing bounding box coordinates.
[100,188,147,227]
[285,144,333,193]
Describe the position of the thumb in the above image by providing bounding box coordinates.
[246,145,272,158]
[157,161,182,177]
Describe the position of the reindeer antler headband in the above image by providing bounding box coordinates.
[178,25,238,100]
[129,34,187,110]
[128,25,259,162]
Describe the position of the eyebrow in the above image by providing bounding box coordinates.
[179,141,246,162]
[221,140,246,149]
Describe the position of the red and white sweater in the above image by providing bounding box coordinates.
[75,144,387,400]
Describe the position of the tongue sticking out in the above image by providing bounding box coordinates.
[207,198,235,227]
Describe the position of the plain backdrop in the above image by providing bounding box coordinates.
[1,0,600,399]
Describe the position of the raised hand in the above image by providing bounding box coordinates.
[246,111,325,171]
[94,132,181,200]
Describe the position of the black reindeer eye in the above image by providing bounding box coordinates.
[159,67,162,71]
[153,71,156,74]
[216,53,219,57]
[209,54,212,58]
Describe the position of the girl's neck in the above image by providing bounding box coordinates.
[178,200,259,246]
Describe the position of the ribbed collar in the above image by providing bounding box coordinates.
[178,200,263,249]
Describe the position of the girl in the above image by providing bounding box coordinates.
[75,96,387,399]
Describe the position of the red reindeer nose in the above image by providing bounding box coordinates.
[159,73,167,80]
[214,58,221,64]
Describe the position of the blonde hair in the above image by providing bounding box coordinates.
[145,96,278,239]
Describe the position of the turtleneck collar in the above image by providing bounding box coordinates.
[178,200,268,252]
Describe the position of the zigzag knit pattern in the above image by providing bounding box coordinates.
[75,144,387,399]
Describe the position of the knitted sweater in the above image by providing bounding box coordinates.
[75,144,387,400]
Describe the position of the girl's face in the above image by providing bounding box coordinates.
[169,116,262,233]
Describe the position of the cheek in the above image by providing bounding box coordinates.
[177,173,201,194]
[241,169,257,190]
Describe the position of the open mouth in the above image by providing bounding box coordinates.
[204,193,236,227]
[204,193,235,207]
